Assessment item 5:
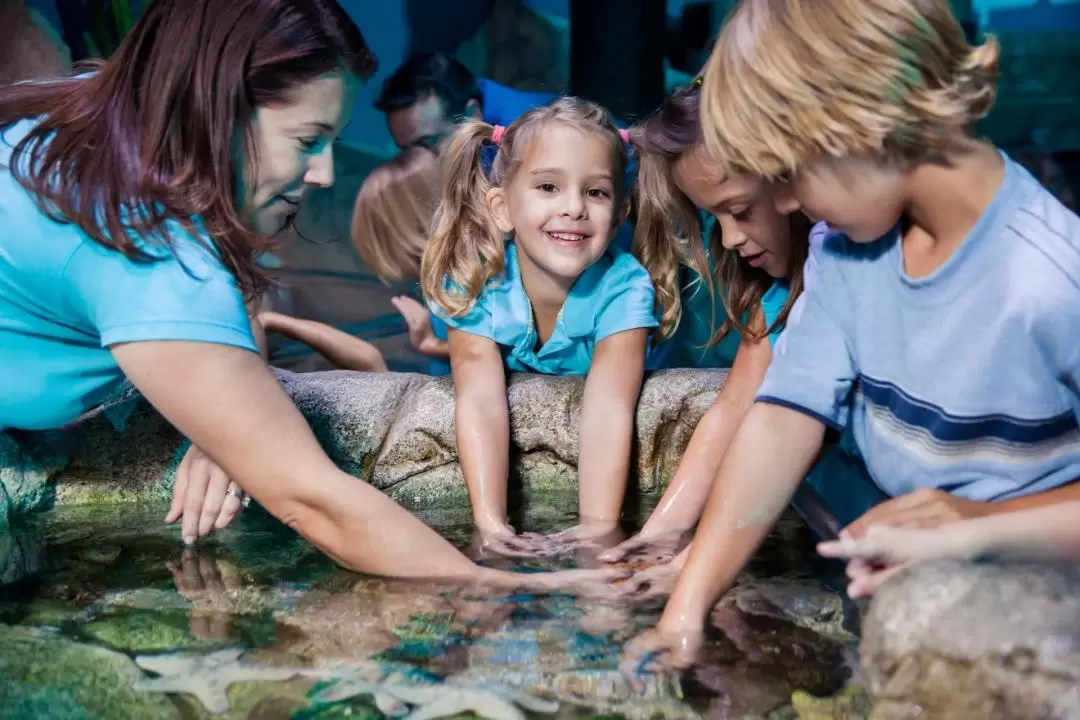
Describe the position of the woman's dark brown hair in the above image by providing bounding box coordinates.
[630,81,810,345]
[0,0,376,298]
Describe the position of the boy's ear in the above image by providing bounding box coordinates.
[485,187,514,233]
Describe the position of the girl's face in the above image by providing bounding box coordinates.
[241,71,360,237]
[487,123,625,288]
[672,145,793,279]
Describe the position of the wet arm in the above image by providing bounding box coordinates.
[259,311,388,372]
[658,403,824,632]
[449,329,512,533]
[578,328,649,530]
[112,340,480,579]
[639,324,772,535]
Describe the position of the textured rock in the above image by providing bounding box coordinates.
[1,368,725,514]
[861,560,1080,720]
[0,623,181,720]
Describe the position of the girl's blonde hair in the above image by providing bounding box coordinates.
[350,147,440,283]
[421,96,683,339]
[632,81,809,345]
[701,0,1001,179]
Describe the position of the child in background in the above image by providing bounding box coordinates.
[422,97,682,554]
[624,0,1080,677]
[349,147,451,370]
[600,78,817,565]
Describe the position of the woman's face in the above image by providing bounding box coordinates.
[241,71,360,237]
[672,145,793,278]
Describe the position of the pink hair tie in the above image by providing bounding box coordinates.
[618,128,630,144]
[491,125,506,145]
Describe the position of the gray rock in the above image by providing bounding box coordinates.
[1,368,726,515]
[861,560,1080,720]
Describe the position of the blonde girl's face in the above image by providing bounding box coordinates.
[487,123,624,287]
[672,145,793,279]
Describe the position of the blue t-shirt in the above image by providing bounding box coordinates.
[0,118,257,431]
[477,78,558,129]
[436,241,658,375]
[758,153,1080,502]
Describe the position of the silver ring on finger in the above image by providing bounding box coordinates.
[225,487,251,509]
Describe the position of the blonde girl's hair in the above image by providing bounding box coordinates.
[421,95,683,339]
[350,146,440,283]
[700,0,1001,179]
[631,79,808,344]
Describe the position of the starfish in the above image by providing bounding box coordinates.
[310,670,558,720]
[133,646,322,714]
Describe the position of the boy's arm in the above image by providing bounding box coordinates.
[448,328,512,534]
[259,312,388,372]
[659,402,826,631]
[577,327,649,531]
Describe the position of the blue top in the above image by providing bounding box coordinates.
[436,241,658,375]
[477,78,558,129]
[0,118,257,431]
[664,215,790,368]
[758,153,1080,502]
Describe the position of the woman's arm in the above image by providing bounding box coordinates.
[112,340,477,579]
[448,328,513,535]
[259,311,387,372]
[576,328,649,531]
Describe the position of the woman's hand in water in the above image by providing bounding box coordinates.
[619,624,704,692]
[165,444,246,544]
[166,547,241,639]
[392,296,448,357]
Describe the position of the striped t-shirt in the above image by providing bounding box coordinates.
[758,153,1080,501]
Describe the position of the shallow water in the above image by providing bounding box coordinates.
[0,499,858,720]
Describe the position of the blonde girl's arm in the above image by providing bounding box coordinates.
[576,328,650,533]
[259,311,388,372]
[448,328,514,535]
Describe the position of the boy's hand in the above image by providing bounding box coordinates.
[843,487,988,539]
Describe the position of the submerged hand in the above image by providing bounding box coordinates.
[166,444,248,544]
[166,547,241,639]
[470,525,558,560]
[599,527,688,566]
[619,625,703,692]
[842,488,988,539]
[610,558,684,602]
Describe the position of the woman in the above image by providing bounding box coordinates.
[0,0,605,590]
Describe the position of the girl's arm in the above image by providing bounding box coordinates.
[577,328,650,532]
[633,324,773,538]
[448,328,513,535]
[259,311,388,372]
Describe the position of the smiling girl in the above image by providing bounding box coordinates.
[422,97,682,553]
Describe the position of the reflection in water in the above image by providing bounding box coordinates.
[0,500,859,719]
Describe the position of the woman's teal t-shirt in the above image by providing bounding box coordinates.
[0,118,257,430]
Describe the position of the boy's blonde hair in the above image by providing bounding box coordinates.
[632,81,808,346]
[350,147,440,283]
[421,96,684,339]
[701,0,1001,178]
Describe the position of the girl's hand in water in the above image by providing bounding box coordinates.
[619,625,704,692]
[470,525,556,559]
[166,444,248,544]
[609,558,684,602]
[391,296,447,356]
[598,527,688,566]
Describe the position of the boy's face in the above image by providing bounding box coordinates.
[783,156,907,243]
